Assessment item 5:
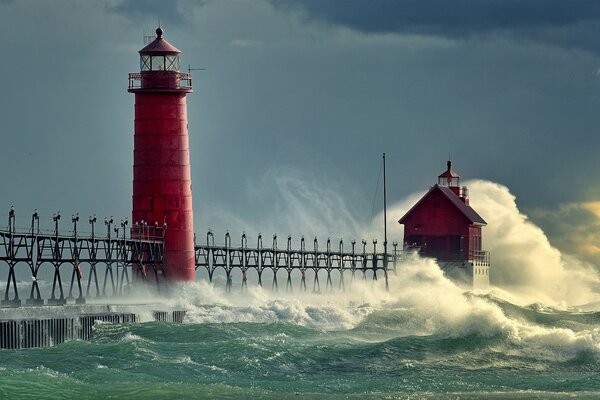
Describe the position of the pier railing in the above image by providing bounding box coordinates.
[195,232,401,292]
[0,209,165,307]
[404,245,490,267]
[469,250,490,266]
[128,72,192,91]
[1,209,402,307]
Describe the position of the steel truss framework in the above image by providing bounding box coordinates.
[1,210,400,307]
[0,209,165,307]
[195,231,400,292]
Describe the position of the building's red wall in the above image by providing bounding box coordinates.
[402,188,474,260]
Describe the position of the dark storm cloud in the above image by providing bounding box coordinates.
[274,0,600,52]
[274,0,600,34]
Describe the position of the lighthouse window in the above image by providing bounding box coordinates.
[151,55,165,71]
[141,55,180,71]
[141,55,151,71]
[166,55,180,71]
[438,177,459,187]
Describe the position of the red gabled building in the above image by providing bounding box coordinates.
[399,162,489,281]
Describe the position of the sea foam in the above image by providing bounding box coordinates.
[154,251,600,362]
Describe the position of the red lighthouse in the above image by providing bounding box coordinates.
[399,161,489,287]
[128,27,195,281]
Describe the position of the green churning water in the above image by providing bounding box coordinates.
[2,262,600,399]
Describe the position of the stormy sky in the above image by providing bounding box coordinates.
[1,0,600,264]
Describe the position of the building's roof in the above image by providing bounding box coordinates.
[139,27,181,55]
[438,160,460,179]
[398,184,487,225]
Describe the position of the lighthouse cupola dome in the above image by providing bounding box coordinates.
[138,27,182,72]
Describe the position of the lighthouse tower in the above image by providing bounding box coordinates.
[128,27,195,281]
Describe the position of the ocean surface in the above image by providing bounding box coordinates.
[2,258,600,399]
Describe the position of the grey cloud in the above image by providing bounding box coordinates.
[109,0,191,25]
[2,0,600,268]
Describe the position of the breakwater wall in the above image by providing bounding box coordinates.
[0,306,186,349]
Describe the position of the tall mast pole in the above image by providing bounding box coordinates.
[383,153,387,256]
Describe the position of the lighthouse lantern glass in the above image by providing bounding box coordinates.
[439,176,459,187]
[141,55,151,71]
[166,55,180,71]
[151,55,165,71]
[141,55,180,71]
